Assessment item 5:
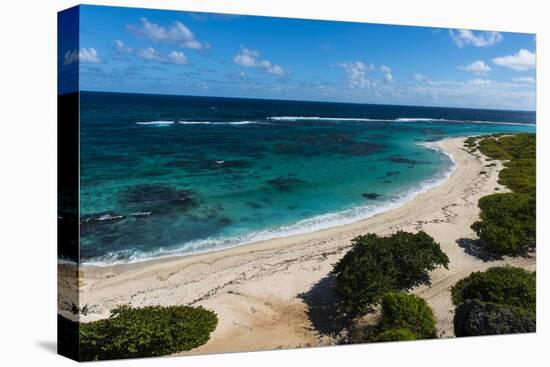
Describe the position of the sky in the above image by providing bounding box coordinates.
[58,5,536,110]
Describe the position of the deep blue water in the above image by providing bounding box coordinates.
[78,91,535,265]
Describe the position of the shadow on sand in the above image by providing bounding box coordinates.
[298,274,352,340]
[456,238,502,262]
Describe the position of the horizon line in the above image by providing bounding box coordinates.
[71,89,536,114]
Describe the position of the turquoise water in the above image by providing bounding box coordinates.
[78,92,535,265]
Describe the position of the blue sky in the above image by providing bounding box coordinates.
[58,5,536,110]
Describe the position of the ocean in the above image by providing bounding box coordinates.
[77,91,535,265]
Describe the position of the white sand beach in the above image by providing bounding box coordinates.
[59,136,536,354]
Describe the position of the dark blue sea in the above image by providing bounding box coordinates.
[78,91,535,265]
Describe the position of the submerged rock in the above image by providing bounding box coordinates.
[164,159,252,172]
[380,171,401,179]
[119,184,199,214]
[387,155,424,165]
[267,177,307,192]
[246,201,264,209]
[362,192,383,200]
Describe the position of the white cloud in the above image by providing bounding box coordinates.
[337,61,374,88]
[168,51,189,65]
[63,48,101,65]
[492,49,536,71]
[137,47,165,62]
[115,40,134,56]
[128,18,209,50]
[468,78,491,85]
[414,73,428,82]
[459,60,492,75]
[233,47,288,76]
[449,29,503,47]
[380,65,393,82]
[513,76,536,84]
[115,40,133,54]
[135,47,190,65]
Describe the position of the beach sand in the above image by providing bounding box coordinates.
[60,136,536,354]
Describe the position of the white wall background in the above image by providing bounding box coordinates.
[0,0,547,366]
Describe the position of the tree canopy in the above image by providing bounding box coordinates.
[451,267,536,337]
[371,291,437,341]
[471,193,536,255]
[469,133,536,256]
[79,304,218,361]
[332,231,448,315]
[451,266,535,312]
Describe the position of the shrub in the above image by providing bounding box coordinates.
[332,231,449,315]
[499,158,535,195]
[372,328,417,342]
[374,291,436,340]
[451,267,535,312]
[477,134,535,194]
[454,300,535,337]
[471,193,536,255]
[80,304,218,361]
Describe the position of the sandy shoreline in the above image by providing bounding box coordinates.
[60,136,535,354]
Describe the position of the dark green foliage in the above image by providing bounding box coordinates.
[79,305,218,361]
[372,328,417,342]
[464,137,478,149]
[332,231,449,315]
[452,267,536,337]
[454,300,535,337]
[471,193,536,255]
[470,133,536,256]
[477,134,535,195]
[371,291,436,341]
[451,267,535,312]
[499,158,536,195]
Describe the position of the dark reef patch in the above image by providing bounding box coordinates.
[362,192,383,200]
[246,201,264,209]
[267,177,308,192]
[380,171,401,179]
[118,184,199,215]
[272,132,384,157]
[163,159,252,172]
[387,155,425,165]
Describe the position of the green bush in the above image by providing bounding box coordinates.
[477,134,535,194]
[471,193,535,255]
[373,291,436,340]
[499,158,536,195]
[332,231,449,315]
[451,267,535,312]
[454,300,535,337]
[80,304,218,361]
[372,327,417,342]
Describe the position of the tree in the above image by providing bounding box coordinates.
[332,231,449,315]
[451,267,536,337]
[471,193,536,256]
[451,266,535,312]
[372,328,417,342]
[373,291,436,340]
[79,304,218,361]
